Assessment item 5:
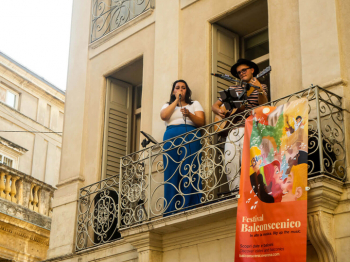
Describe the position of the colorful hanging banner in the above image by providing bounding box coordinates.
[235,98,308,262]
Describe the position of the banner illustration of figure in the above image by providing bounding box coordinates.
[235,98,308,262]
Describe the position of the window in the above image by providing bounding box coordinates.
[45,104,51,128]
[101,58,143,180]
[0,153,14,168]
[102,79,143,180]
[211,0,269,194]
[58,111,64,132]
[212,0,270,106]
[102,78,132,180]
[0,84,18,109]
[243,28,269,61]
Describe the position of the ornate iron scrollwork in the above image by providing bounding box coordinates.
[91,0,153,42]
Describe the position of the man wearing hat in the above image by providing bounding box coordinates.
[212,58,268,192]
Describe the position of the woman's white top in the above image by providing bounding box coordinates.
[161,100,204,127]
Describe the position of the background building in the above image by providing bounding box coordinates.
[47,0,350,261]
[0,51,64,261]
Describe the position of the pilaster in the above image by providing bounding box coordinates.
[47,0,92,258]
[299,0,342,89]
[152,0,180,141]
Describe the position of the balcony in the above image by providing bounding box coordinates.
[0,164,55,260]
[0,164,55,226]
[90,0,155,43]
[76,85,346,251]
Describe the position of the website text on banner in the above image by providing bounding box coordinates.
[235,98,308,262]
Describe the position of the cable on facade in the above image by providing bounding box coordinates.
[0,131,62,134]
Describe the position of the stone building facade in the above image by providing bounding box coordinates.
[47,0,350,262]
[0,52,65,261]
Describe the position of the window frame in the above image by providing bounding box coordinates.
[0,83,19,109]
[131,84,142,153]
[0,152,16,169]
[241,26,269,64]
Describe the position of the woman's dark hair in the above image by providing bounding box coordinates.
[167,80,193,105]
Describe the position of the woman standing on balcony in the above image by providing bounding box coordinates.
[160,80,205,215]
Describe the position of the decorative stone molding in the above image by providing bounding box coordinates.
[308,175,343,213]
[119,198,238,261]
[120,198,237,236]
[0,136,28,154]
[180,0,200,9]
[344,181,350,200]
[56,176,85,188]
[122,232,162,262]
[0,212,50,261]
[307,175,344,262]
[308,212,336,262]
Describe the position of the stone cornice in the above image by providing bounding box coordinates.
[0,51,64,95]
[345,181,350,199]
[123,232,162,252]
[0,212,50,246]
[44,239,136,262]
[0,60,65,103]
[308,175,344,213]
[0,136,28,153]
[120,197,238,237]
[56,176,85,188]
[0,197,52,230]
[0,209,51,233]
[119,198,238,261]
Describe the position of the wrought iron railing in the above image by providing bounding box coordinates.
[90,0,155,42]
[76,86,346,250]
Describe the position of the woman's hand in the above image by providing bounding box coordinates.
[180,107,205,127]
[180,108,190,117]
[174,90,182,101]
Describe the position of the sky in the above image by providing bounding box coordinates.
[0,0,73,91]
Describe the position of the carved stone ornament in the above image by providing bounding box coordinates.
[121,232,162,262]
[307,175,344,262]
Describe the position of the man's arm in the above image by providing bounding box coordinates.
[212,99,226,118]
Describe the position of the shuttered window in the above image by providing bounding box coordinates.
[0,153,14,168]
[106,108,128,177]
[211,24,239,112]
[217,61,234,99]
[102,78,132,180]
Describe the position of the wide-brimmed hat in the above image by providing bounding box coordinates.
[230,58,259,78]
